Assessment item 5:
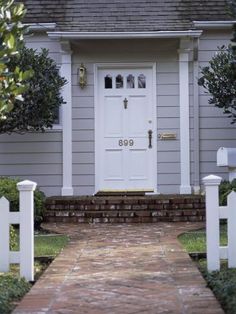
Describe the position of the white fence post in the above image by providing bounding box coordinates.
[227,191,236,268]
[17,180,37,281]
[202,174,222,271]
[0,197,10,272]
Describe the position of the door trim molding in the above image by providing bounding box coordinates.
[94,62,157,194]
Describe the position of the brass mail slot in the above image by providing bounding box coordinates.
[158,133,177,140]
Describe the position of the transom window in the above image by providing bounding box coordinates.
[105,75,112,89]
[127,74,135,88]
[104,73,146,89]
[116,74,123,89]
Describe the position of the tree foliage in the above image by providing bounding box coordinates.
[0,47,66,133]
[198,1,236,123]
[0,0,32,119]
[198,46,236,123]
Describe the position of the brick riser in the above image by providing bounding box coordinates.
[45,195,205,223]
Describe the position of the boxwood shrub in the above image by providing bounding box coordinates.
[0,177,46,229]
[219,179,236,205]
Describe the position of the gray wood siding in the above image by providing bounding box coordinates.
[3,30,234,196]
[198,30,236,182]
[72,39,181,194]
[0,34,62,196]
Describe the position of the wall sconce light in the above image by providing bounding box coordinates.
[78,63,87,88]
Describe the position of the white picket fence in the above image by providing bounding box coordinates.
[203,175,236,272]
[0,180,37,281]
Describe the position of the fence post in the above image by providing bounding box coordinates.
[17,180,37,281]
[0,197,10,272]
[202,174,222,271]
[227,191,236,268]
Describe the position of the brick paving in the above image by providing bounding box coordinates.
[13,222,224,314]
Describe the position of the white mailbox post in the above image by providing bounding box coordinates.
[217,147,236,182]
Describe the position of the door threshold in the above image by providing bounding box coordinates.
[96,189,154,196]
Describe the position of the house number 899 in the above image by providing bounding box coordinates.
[118,139,134,146]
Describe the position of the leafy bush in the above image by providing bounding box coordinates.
[10,226,17,250]
[198,45,236,124]
[0,47,66,133]
[219,179,236,205]
[0,274,31,314]
[0,177,46,228]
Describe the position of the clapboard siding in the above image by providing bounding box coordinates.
[0,34,62,196]
[157,107,179,118]
[0,141,62,153]
[1,153,62,164]
[72,152,95,164]
[4,30,235,196]
[25,34,61,64]
[72,38,181,194]
[198,29,236,186]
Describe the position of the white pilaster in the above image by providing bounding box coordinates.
[179,39,191,194]
[60,41,73,196]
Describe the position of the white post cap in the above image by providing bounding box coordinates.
[202,175,222,186]
[17,180,37,191]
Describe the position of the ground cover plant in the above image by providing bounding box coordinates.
[198,260,236,314]
[0,231,68,313]
[179,225,236,314]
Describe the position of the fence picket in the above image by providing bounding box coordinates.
[0,180,37,281]
[0,197,10,272]
[203,175,236,272]
[228,191,236,268]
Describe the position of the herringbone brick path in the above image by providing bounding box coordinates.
[13,223,224,314]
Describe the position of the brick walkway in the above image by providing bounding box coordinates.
[13,223,224,314]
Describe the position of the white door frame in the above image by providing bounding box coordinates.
[94,62,157,194]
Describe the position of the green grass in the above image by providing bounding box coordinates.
[178,224,227,253]
[0,231,69,313]
[12,232,69,257]
[34,234,69,257]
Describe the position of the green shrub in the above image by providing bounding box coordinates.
[219,179,236,205]
[0,47,66,133]
[199,261,236,314]
[0,177,46,229]
[10,226,17,250]
[0,274,31,313]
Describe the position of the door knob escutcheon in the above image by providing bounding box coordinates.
[123,98,128,109]
[148,130,153,148]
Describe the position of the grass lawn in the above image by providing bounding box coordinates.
[0,231,69,314]
[179,224,236,314]
[12,233,69,257]
[178,224,227,253]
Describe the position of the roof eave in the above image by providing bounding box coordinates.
[47,30,203,40]
[26,23,57,32]
[193,21,236,29]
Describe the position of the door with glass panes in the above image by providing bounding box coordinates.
[96,66,156,192]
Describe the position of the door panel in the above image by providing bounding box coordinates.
[127,96,148,136]
[129,149,149,180]
[104,149,124,181]
[104,96,123,136]
[97,66,156,192]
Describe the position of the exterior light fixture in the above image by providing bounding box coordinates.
[78,63,87,88]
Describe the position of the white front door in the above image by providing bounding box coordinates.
[96,65,156,192]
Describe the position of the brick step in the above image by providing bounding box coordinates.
[45,195,205,223]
